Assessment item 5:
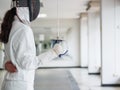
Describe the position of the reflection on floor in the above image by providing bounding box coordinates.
[0,68,120,90]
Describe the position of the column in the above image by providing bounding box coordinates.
[80,13,88,67]
[101,0,120,85]
[87,1,101,74]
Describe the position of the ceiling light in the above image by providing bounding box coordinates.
[38,14,47,18]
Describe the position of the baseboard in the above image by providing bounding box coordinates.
[0,68,4,70]
[88,73,100,75]
[102,84,120,87]
[80,66,88,68]
[38,66,81,69]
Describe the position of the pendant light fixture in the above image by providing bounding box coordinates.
[113,0,118,77]
[57,0,60,39]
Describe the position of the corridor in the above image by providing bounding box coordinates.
[1,68,120,90]
[0,0,120,90]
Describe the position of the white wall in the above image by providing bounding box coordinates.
[32,19,80,67]
[66,19,80,67]
[88,12,101,73]
[0,43,4,68]
[101,0,120,85]
[0,0,11,19]
[0,50,4,68]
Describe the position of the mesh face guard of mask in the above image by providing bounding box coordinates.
[12,0,40,21]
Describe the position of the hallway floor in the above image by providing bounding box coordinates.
[68,68,120,90]
[0,68,120,90]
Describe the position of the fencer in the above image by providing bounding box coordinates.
[0,0,66,90]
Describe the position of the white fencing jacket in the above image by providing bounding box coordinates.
[2,16,57,90]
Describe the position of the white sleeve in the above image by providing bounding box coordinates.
[37,49,57,65]
[13,28,57,70]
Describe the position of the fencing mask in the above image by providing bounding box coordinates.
[12,0,40,22]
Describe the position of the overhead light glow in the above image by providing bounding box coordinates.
[38,14,47,18]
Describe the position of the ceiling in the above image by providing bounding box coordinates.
[0,0,89,19]
[0,0,90,38]
[40,0,89,19]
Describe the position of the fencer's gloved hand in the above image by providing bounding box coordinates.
[53,41,68,56]
[53,44,63,55]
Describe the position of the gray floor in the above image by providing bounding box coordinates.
[0,68,120,90]
[35,69,79,90]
